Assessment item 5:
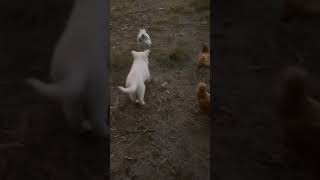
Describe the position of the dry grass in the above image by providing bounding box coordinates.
[154,41,192,66]
[190,0,210,11]
[168,0,210,14]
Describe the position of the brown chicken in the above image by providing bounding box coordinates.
[196,82,211,115]
[273,66,320,160]
[197,45,210,68]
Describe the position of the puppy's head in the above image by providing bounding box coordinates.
[138,28,149,42]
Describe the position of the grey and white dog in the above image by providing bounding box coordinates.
[137,28,152,50]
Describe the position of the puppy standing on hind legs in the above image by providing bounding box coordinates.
[25,0,109,137]
[118,49,151,105]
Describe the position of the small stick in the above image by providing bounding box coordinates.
[124,156,134,160]
[159,158,167,166]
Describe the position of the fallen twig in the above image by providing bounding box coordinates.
[124,155,134,160]
[125,129,154,134]
[110,106,117,110]
[116,136,128,145]
[159,158,167,166]
[112,135,120,138]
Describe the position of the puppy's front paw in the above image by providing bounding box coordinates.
[139,101,145,105]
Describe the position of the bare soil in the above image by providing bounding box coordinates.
[110,0,210,179]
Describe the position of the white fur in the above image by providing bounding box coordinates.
[137,28,152,50]
[118,49,151,105]
[25,0,109,137]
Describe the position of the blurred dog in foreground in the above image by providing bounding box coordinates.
[273,66,320,159]
[196,82,211,115]
[25,0,109,137]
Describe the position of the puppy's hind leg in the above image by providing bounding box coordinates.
[129,93,137,103]
[137,84,146,105]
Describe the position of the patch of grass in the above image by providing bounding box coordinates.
[168,0,209,15]
[154,41,192,66]
[149,25,163,32]
[169,5,194,14]
[154,16,170,24]
[189,0,210,11]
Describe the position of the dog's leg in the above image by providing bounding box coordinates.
[87,85,108,137]
[129,93,137,103]
[62,101,84,133]
[137,84,146,105]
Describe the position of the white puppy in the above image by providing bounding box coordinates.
[25,0,109,137]
[118,50,151,105]
[137,28,152,50]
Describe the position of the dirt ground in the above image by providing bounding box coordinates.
[213,0,320,179]
[110,0,210,179]
[0,1,108,180]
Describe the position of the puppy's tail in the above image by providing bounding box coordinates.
[25,75,85,100]
[118,83,137,94]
